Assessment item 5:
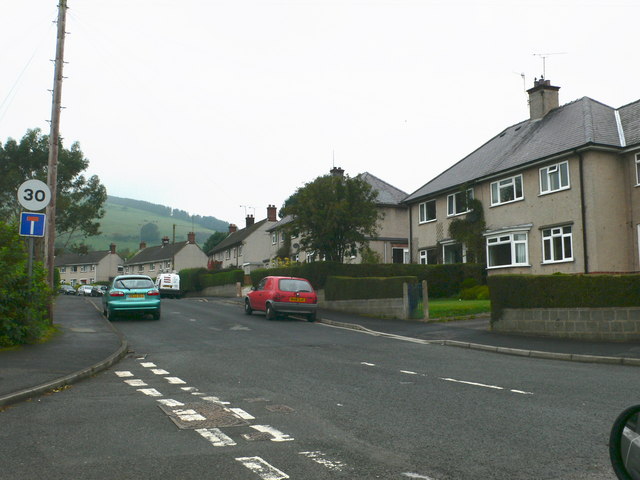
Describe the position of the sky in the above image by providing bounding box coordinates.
[2,0,640,229]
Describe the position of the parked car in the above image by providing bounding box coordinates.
[102,275,161,320]
[78,285,93,296]
[244,276,318,322]
[91,285,108,297]
[58,284,76,295]
[155,273,181,298]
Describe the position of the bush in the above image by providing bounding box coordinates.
[0,221,52,347]
[325,276,417,301]
[179,267,243,293]
[459,284,489,300]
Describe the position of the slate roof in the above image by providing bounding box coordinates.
[357,172,408,206]
[54,250,115,266]
[404,96,640,203]
[208,219,269,255]
[266,214,294,233]
[125,241,189,265]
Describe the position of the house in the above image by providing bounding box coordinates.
[55,243,123,285]
[124,232,208,277]
[207,205,279,273]
[404,78,640,275]
[266,168,409,264]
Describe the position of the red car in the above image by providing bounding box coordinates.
[244,276,318,322]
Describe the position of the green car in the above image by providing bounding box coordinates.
[102,275,161,320]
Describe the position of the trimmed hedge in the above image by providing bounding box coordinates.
[325,276,417,301]
[179,268,243,293]
[488,274,640,318]
[250,262,484,298]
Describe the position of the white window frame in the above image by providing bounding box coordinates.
[542,225,573,264]
[442,242,466,264]
[419,248,437,265]
[60,267,66,273]
[149,263,155,271]
[540,161,570,195]
[138,265,144,272]
[491,175,523,206]
[447,189,474,217]
[418,200,436,224]
[635,153,640,186]
[486,232,529,269]
[272,232,278,245]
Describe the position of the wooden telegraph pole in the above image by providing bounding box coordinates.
[45,0,68,322]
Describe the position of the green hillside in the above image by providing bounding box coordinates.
[57,197,228,256]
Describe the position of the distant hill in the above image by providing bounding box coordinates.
[57,196,228,256]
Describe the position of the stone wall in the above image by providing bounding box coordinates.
[492,308,640,341]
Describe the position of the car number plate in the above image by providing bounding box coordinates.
[128,294,144,298]
[289,297,306,303]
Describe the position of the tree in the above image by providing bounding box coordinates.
[281,173,381,263]
[140,222,160,244]
[203,231,228,254]
[0,129,107,248]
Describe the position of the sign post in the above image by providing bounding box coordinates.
[17,181,51,291]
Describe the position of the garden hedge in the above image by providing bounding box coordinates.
[325,276,417,301]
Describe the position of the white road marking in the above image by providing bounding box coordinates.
[181,386,198,392]
[251,425,294,442]
[166,377,187,384]
[361,362,376,366]
[298,451,346,471]
[151,369,169,375]
[402,473,435,479]
[196,428,236,447]
[229,407,255,420]
[137,388,163,397]
[140,362,157,368]
[115,371,133,377]
[510,389,534,395]
[189,318,197,322]
[440,377,503,390]
[235,457,289,480]
[173,409,206,422]
[400,370,418,375]
[157,399,184,407]
[231,325,251,331]
[124,379,147,387]
[203,396,230,405]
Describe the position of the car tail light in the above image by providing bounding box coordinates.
[109,291,125,297]
[147,290,160,296]
[273,292,283,302]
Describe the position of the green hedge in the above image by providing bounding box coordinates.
[488,274,640,318]
[325,276,417,301]
[250,262,484,298]
[179,268,243,293]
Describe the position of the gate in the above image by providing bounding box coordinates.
[407,282,426,320]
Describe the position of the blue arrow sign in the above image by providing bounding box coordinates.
[19,212,46,237]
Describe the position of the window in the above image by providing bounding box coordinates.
[149,263,155,271]
[542,226,573,263]
[226,249,231,259]
[272,232,278,245]
[238,245,243,256]
[138,265,144,272]
[487,233,528,268]
[91,265,96,272]
[540,161,569,194]
[124,267,130,274]
[71,266,78,272]
[636,154,640,185]
[419,248,437,264]
[443,243,464,264]
[60,267,66,273]
[491,175,523,206]
[447,189,473,216]
[419,200,436,223]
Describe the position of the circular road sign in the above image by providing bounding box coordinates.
[17,179,51,211]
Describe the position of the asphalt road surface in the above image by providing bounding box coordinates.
[1,296,635,479]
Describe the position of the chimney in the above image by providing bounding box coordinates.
[162,236,170,246]
[187,232,196,244]
[267,204,277,222]
[246,214,255,228]
[139,242,147,250]
[527,78,560,120]
[229,224,238,234]
[109,243,116,254]
[330,166,344,177]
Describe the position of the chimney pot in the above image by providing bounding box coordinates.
[139,242,147,250]
[330,166,344,177]
[246,214,255,228]
[110,243,116,254]
[267,205,277,222]
[229,224,238,234]
[527,78,560,120]
[187,232,196,244]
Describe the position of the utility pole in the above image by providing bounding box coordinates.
[45,0,68,322]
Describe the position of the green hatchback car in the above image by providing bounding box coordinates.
[102,275,161,320]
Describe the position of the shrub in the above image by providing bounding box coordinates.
[0,221,52,347]
[459,284,489,300]
[325,276,417,301]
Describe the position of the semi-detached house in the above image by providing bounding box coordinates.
[404,78,640,275]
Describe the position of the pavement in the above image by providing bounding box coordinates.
[2,294,640,408]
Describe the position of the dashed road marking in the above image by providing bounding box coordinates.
[251,425,294,442]
[158,399,184,407]
[151,369,170,375]
[235,457,289,480]
[140,362,157,368]
[196,428,237,447]
[229,407,255,420]
[361,362,376,366]
[115,371,134,377]
[203,396,230,405]
[124,379,147,387]
[510,389,534,395]
[137,388,163,397]
[173,409,207,422]
[400,370,418,375]
[298,451,346,472]
[402,473,436,479]
[440,377,503,390]
[166,377,187,385]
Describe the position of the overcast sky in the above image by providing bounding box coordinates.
[2,0,639,228]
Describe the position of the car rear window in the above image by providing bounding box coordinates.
[278,279,313,293]
[115,278,155,289]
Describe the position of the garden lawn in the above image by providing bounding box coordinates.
[429,298,491,320]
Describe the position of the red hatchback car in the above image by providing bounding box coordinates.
[244,276,318,322]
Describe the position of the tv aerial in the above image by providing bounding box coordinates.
[533,52,567,79]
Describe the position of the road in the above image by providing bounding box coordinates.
[1,296,634,479]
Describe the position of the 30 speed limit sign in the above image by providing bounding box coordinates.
[17,179,51,211]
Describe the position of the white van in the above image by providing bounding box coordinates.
[155,273,181,299]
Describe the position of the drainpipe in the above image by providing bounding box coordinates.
[578,150,589,273]
[408,205,413,263]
